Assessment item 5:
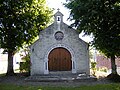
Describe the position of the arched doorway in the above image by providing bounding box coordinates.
[48,47,72,71]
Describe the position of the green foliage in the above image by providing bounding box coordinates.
[66,0,120,56]
[91,61,97,76]
[19,47,30,74]
[98,67,107,73]
[0,83,120,90]
[65,0,120,75]
[0,0,52,52]
[65,0,120,57]
[20,54,30,73]
[0,0,52,75]
[91,62,97,69]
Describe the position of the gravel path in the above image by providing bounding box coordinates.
[0,75,115,87]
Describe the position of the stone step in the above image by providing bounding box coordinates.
[25,74,97,82]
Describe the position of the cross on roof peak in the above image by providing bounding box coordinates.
[57,8,60,11]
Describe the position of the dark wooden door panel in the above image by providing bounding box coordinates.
[48,47,72,71]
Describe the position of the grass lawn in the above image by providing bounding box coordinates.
[0,83,120,90]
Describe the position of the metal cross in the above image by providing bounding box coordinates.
[57,8,60,11]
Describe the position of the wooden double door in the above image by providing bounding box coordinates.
[48,47,72,71]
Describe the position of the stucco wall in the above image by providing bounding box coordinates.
[30,11,90,75]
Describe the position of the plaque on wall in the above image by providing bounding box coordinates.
[54,31,64,41]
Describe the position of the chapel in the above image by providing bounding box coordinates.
[30,10,90,76]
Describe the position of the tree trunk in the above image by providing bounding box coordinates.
[111,55,117,74]
[6,50,15,76]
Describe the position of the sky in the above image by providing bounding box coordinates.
[46,0,93,43]
[46,0,70,24]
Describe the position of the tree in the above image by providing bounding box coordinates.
[0,0,52,75]
[65,0,120,76]
[19,46,30,75]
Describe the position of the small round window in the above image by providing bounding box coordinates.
[54,31,64,41]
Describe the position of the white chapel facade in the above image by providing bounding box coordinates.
[30,11,90,75]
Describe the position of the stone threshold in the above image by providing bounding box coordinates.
[25,74,97,82]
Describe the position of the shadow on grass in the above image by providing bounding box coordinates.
[107,73,120,82]
[0,73,6,77]
[0,72,30,77]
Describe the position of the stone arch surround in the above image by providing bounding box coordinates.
[44,43,77,74]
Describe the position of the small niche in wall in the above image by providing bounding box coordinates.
[57,16,61,22]
[54,31,64,41]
